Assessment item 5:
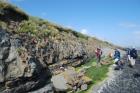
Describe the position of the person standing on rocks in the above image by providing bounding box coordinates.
[129,47,138,67]
[95,47,102,66]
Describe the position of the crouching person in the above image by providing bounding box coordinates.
[113,49,123,70]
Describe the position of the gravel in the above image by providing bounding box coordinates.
[93,58,140,93]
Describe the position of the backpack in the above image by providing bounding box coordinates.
[114,50,120,59]
[131,49,137,59]
[127,49,131,55]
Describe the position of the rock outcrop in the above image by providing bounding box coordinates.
[51,67,92,92]
[0,28,52,93]
[0,1,121,93]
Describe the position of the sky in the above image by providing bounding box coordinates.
[9,0,140,47]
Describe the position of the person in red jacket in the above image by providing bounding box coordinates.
[95,47,103,65]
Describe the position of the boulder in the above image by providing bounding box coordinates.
[51,67,92,92]
[62,67,78,86]
[51,75,68,91]
[81,84,88,91]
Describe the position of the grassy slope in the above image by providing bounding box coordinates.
[0,1,27,16]
[0,1,116,49]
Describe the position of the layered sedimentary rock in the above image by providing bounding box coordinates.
[0,1,119,93]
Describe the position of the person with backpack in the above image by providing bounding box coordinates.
[130,47,138,67]
[114,49,120,63]
[113,49,123,70]
[95,47,102,66]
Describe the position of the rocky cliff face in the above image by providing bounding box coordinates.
[0,1,118,93]
[0,28,52,93]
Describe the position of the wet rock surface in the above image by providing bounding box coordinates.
[94,59,140,93]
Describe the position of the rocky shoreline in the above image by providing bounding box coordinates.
[92,58,140,93]
[91,65,122,93]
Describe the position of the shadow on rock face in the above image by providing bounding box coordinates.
[0,28,53,93]
[2,66,52,93]
[0,2,28,23]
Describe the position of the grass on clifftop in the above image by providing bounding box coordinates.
[77,57,113,93]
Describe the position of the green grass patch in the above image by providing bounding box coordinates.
[76,57,113,93]
[79,65,109,93]
[75,58,97,72]
[86,65,109,84]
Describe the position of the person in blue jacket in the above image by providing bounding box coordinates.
[113,49,123,70]
[114,49,120,63]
